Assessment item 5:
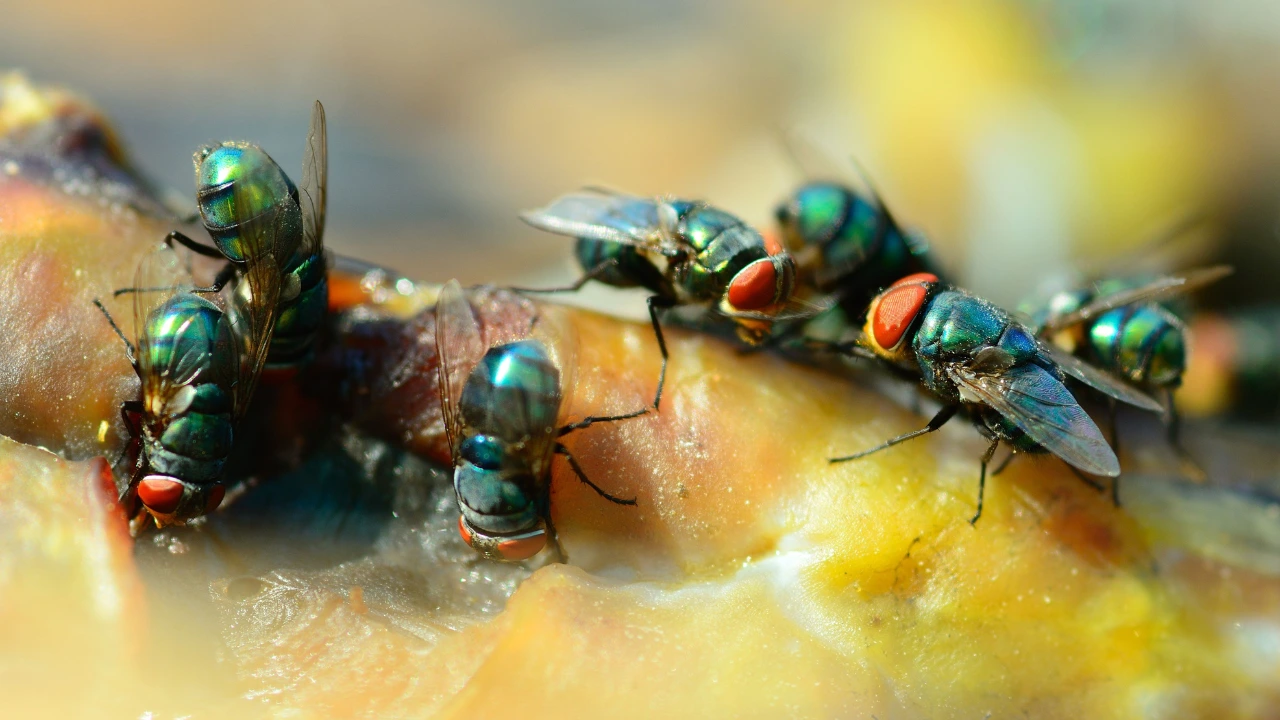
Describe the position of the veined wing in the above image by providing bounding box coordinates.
[947,362,1119,477]
[1041,343,1164,412]
[507,337,566,483]
[528,307,576,477]
[132,244,218,419]
[297,100,328,260]
[226,181,282,418]
[520,189,685,256]
[435,279,487,464]
[1043,266,1232,334]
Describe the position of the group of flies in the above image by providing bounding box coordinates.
[92,102,1229,562]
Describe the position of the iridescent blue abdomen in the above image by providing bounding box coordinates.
[268,252,329,368]
[574,236,669,294]
[1026,279,1189,392]
[453,341,563,536]
[141,294,236,485]
[1088,304,1186,388]
[453,437,541,535]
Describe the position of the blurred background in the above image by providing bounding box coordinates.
[2,0,1279,310]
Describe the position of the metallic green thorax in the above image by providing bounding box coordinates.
[911,288,1052,453]
[454,341,562,537]
[194,142,303,264]
[571,199,773,305]
[668,200,772,303]
[777,182,937,312]
[913,289,1042,403]
[141,294,236,486]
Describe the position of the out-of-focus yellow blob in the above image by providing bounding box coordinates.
[2,67,1278,720]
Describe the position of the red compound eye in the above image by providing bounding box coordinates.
[497,531,547,561]
[728,258,780,310]
[138,476,183,514]
[206,485,226,513]
[872,283,929,351]
[458,516,547,561]
[890,272,939,288]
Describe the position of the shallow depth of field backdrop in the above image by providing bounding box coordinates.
[7,3,1280,718]
[4,0,1278,309]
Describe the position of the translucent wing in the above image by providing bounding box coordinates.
[1042,266,1232,334]
[780,130,901,226]
[520,189,686,256]
[719,293,838,323]
[1075,212,1210,280]
[510,310,576,480]
[297,100,328,260]
[131,244,215,416]
[947,363,1119,477]
[226,182,282,418]
[1041,343,1164,412]
[435,279,487,463]
[780,130,863,189]
[327,252,405,279]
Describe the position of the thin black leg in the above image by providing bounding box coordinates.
[509,259,617,294]
[166,230,224,259]
[558,403,648,436]
[119,400,143,432]
[203,262,237,294]
[555,443,637,506]
[989,447,1016,476]
[806,337,880,363]
[111,400,144,469]
[113,260,236,296]
[536,492,567,563]
[543,509,567,563]
[830,405,958,463]
[1067,465,1107,493]
[1108,399,1120,458]
[121,438,148,508]
[93,299,136,365]
[1164,388,1206,481]
[971,437,1001,525]
[646,295,675,411]
[113,285,165,298]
